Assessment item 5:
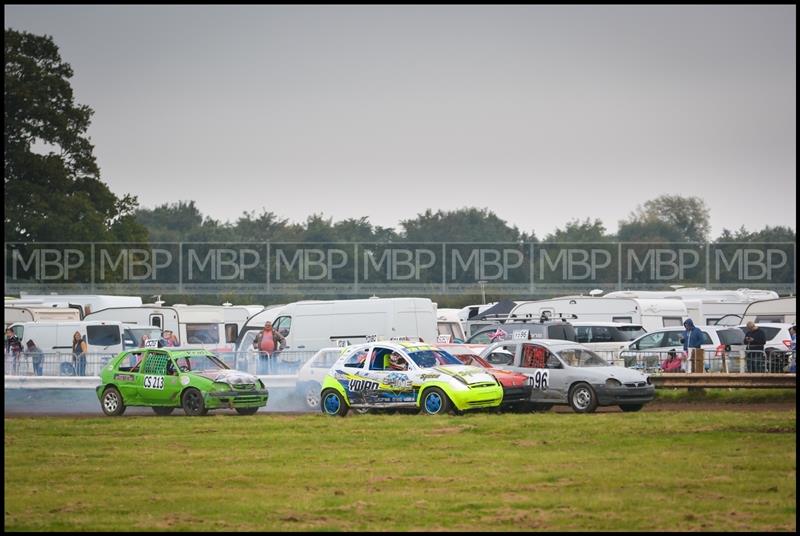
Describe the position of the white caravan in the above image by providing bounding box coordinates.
[17,293,143,318]
[84,305,231,351]
[4,306,82,328]
[7,320,162,375]
[604,288,780,326]
[741,297,796,324]
[235,297,438,353]
[507,297,689,332]
[436,308,467,343]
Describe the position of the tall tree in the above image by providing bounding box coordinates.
[618,195,711,243]
[400,207,525,242]
[545,218,613,242]
[4,29,146,242]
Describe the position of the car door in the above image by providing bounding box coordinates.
[622,331,666,368]
[139,350,180,405]
[518,343,558,402]
[116,350,147,405]
[364,345,415,407]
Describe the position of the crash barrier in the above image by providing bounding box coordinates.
[651,373,797,389]
[612,349,796,375]
[3,350,318,378]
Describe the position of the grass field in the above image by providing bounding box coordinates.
[4,406,796,531]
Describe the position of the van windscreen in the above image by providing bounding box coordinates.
[87,325,121,346]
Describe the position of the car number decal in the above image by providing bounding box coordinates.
[526,370,549,390]
[143,375,165,390]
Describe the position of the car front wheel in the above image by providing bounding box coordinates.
[101,386,126,416]
[303,382,321,410]
[568,383,598,413]
[321,389,349,417]
[420,387,451,415]
[181,388,208,416]
[619,404,644,412]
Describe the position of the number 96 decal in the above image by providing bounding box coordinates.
[526,370,549,390]
[143,375,165,390]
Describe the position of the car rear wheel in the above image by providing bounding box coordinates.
[420,387,451,415]
[152,406,174,416]
[181,388,208,416]
[101,386,126,416]
[619,404,644,412]
[321,389,349,417]
[235,407,259,415]
[568,383,598,413]
[303,382,321,410]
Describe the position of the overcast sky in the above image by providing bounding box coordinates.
[5,5,796,238]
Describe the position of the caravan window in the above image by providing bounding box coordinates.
[612,316,633,324]
[87,325,121,346]
[186,324,220,344]
[224,323,238,343]
[662,317,684,327]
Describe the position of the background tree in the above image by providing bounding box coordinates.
[545,218,614,242]
[617,195,711,243]
[400,207,526,242]
[4,28,147,243]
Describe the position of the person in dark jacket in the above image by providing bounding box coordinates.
[743,321,767,373]
[682,319,705,373]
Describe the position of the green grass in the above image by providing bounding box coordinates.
[5,410,796,532]
[654,388,797,403]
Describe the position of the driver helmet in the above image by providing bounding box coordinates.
[389,352,405,369]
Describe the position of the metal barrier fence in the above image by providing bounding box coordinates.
[612,349,795,374]
[3,350,318,377]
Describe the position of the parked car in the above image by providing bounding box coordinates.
[619,325,745,372]
[737,323,794,372]
[97,347,268,416]
[437,343,534,411]
[466,319,576,345]
[479,339,655,413]
[571,321,646,360]
[295,347,343,410]
[319,341,503,416]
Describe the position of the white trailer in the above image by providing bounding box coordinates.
[4,306,81,328]
[17,293,143,318]
[507,296,689,332]
[84,305,231,352]
[436,308,467,343]
[741,297,796,324]
[235,297,437,353]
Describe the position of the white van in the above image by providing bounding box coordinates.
[741,297,796,324]
[4,306,82,328]
[84,305,231,352]
[7,320,162,375]
[235,297,438,354]
[17,293,143,318]
[507,297,689,332]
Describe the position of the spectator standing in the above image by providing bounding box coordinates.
[786,325,796,373]
[26,340,45,376]
[743,321,767,373]
[72,331,88,376]
[5,328,23,374]
[253,321,286,373]
[682,319,705,373]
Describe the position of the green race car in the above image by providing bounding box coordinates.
[96,347,268,416]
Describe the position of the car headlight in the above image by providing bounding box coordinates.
[605,378,622,387]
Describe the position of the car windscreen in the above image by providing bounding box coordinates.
[717,329,745,345]
[173,353,228,372]
[616,326,646,341]
[407,349,463,368]
[739,326,781,341]
[556,348,609,367]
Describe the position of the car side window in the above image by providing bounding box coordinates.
[521,344,547,368]
[142,352,169,375]
[575,326,590,343]
[369,347,393,370]
[637,333,665,350]
[700,331,713,345]
[663,331,685,347]
[546,355,562,369]
[343,348,369,368]
[470,332,492,344]
[125,352,145,373]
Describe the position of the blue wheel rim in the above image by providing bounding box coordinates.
[425,392,442,413]
[323,393,341,414]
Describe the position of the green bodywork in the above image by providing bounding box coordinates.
[96,348,268,411]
